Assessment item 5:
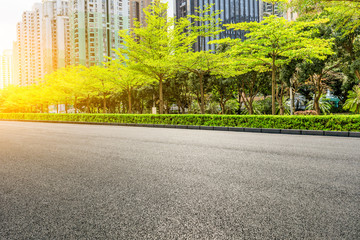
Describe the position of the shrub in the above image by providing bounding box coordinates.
[294,110,317,115]
[0,113,359,132]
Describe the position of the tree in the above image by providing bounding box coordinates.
[217,16,334,115]
[86,65,116,113]
[343,84,360,113]
[117,0,194,114]
[163,70,191,114]
[51,65,88,113]
[209,76,236,114]
[178,51,228,114]
[306,94,332,114]
[108,58,152,113]
[239,72,270,115]
[176,5,228,114]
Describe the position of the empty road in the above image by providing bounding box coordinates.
[0,121,359,239]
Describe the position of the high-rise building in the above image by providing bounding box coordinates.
[42,0,71,73]
[176,0,260,51]
[0,50,13,89]
[129,0,176,29]
[129,0,151,28]
[13,0,70,86]
[68,0,129,67]
[15,9,39,86]
[259,1,298,20]
[284,8,298,21]
[260,0,282,19]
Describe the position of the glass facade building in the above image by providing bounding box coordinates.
[176,0,260,51]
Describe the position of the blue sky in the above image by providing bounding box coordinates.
[0,0,40,53]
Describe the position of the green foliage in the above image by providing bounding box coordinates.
[213,15,334,114]
[117,0,194,114]
[306,95,332,114]
[1,2,359,117]
[0,113,359,132]
[175,4,226,114]
[343,85,360,113]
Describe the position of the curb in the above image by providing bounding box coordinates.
[1,119,360,138]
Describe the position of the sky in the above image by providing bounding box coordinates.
[0,0,40,53]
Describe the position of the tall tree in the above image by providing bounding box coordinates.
[176,5,226,114]
[108,58,152,113]
[117,0,194,114]
[86,66,116,113]
[216,16,334,114]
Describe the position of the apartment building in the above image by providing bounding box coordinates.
[0,50,13,89]
[13,0,70,86]
[129,0,151,28]
[42,0,71,73]
[68,0,129,67]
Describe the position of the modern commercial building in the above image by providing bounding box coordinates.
[13,0,70,86]
[68,0,129,67]
[176,0,261,50]
[176,0,298,51]
[0,50,13,89]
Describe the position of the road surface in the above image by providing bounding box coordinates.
[0,121,359,239]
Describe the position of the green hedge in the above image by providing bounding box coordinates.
[0,113,359,132]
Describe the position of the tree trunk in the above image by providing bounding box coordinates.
[238,87,242,115]
[278,93,285,115]
[277,95,284,115]
[248,105,253,115]
[199,74,205,114]
[65,102,68,114]
[128,87,132,114]
[314,95,321,115]
[279,104,284,115]
[290,79,294,115]
[159,78,163,114]
[355,70,360,81]
[271,59,276,115]
[103,93,107,113]
[86,95,90,113]
[315,74,322,115]
[74,97,77,114]
[220,102,225,114]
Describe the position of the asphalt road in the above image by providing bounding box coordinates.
[0,121,359,239]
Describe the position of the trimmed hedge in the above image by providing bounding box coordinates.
[0,113,359,132]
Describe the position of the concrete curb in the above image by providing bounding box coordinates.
[1,119,360,138]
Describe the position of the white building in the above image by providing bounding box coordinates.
[68,0,129,66]
[13,0,70,86]
[0,50,13,89]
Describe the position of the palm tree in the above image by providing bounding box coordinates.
[343,85,360,113]
[306,94,332,114]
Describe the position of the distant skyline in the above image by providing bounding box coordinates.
[0,0,41,53]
